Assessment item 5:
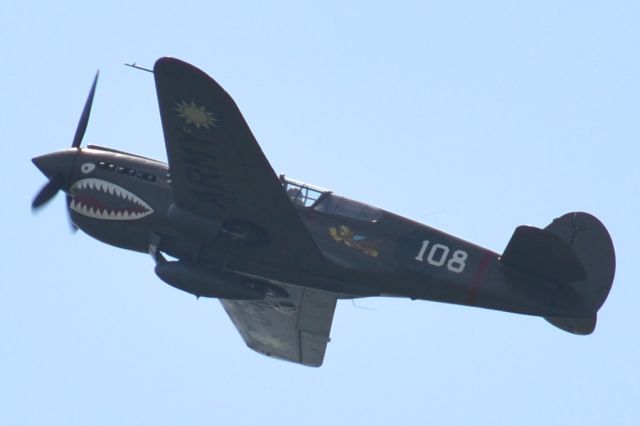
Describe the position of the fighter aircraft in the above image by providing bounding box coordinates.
[32,57,616,367]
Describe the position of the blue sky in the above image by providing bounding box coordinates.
[2,1,639,425]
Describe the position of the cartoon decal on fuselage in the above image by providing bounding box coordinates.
[329,225,381,257]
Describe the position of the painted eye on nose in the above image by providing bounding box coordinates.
[81,163,96,174]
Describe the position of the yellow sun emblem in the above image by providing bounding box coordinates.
[174,100,217,129]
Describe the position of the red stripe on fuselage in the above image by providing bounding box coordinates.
[467,251,492,305]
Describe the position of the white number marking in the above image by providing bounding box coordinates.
[415,240,430,261]
[427,243,449,266]
[447,250,468,273]
[414,240,467,273]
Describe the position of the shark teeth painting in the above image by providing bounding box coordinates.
[70,178,153,221]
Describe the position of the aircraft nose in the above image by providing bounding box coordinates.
[32,149,78,179]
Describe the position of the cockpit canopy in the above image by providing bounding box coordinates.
[281,176,327,208]
[281,175,383,222]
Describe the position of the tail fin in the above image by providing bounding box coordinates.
[502,212,615,335]
[544,212,616,312]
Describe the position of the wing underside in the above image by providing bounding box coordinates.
[220,284,338,367]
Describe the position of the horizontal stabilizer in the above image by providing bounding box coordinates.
[501,226,587,285]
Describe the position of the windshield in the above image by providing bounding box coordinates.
[280,176,329,208]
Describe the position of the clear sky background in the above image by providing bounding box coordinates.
[2,1,638,425]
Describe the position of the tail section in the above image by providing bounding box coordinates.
[544,316,596,335]
[501,225,587,286]
[502,212,615,334]
[544,212,616,313]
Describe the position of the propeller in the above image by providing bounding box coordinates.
[32,174,64,210]
[72,71,99,149]
[31,71,99,213]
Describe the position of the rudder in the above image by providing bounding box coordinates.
[544,212,616,313]
[542,212,615,334]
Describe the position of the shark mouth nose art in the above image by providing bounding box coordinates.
[70,178,153,220]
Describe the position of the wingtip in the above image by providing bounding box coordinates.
[153,56,184,71]
[153,57,208,77]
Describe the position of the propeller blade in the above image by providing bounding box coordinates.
[32,175,63,210]
[66,195,78,233]
[71,71,99,149]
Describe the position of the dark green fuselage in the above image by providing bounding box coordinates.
[37,145,577,321]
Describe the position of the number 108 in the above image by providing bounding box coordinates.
[414,240,467,273]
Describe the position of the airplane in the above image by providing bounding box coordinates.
[31,57,616,367]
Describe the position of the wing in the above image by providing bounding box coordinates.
[153,57,326,271]
[221,284,338,367]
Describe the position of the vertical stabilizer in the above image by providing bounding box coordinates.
[543,212,615,334]
[501,212,615,334]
